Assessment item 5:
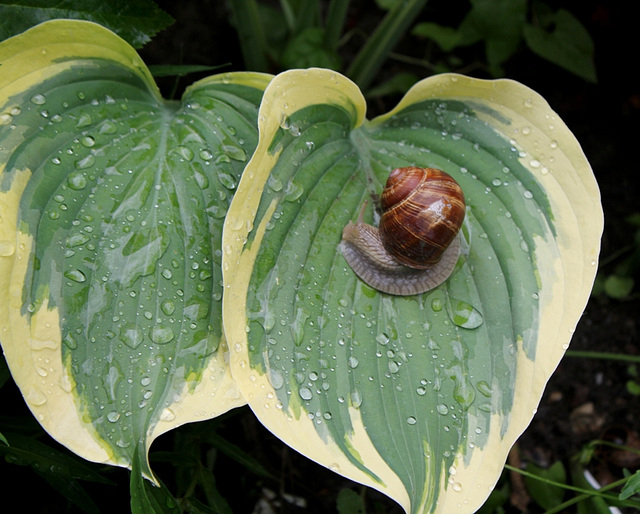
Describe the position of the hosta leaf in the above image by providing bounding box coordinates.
[223,69,602,513]
[0,20,270,478]
[0,0,174,48]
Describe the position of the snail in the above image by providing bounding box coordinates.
[341,166,465,295]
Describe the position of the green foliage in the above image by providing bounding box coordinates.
[0,0,173,48]
[228,0,429,91]
[594,213,640,299]
[411,0,597,81]
[336,488,366,514]
[620,470,640,501]
[524,460,566,510]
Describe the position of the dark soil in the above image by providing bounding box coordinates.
[2,1,639,513]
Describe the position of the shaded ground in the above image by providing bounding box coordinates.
[2,1,639,512]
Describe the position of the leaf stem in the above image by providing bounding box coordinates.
[504,464,640,512]
[324,0,351,50]
[347,0,428,91]
[565,350,640,363]
[231,0,269,72]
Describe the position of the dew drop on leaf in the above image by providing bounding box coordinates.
[30,93,46,105]
[268,368,284,390]
[447,299,483,329]
[120,324,144,349]
[74,154,95,170]
[67,171,88,190]
[150,325,174,344]
[64,269,86,283]
[107,411,120,423]
[299,387,313,400]
[0,241,15,257]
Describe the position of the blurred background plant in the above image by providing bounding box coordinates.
[225,0,597,98]
[1,0,639,512]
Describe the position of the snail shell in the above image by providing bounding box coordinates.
[341,167,465,295]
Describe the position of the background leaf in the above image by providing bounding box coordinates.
[0,0,174,48]
[223,69,602,513]
[523,8,597,83]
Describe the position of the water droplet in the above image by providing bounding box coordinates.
[348,356,359,368]
[476,381,493,397]
[107,411,120,423]
[161,299,175,316]
[120,324,144,349]
[175,146,193,161]
[151,325,174,344]
[80,135,95,147]
[74,154,95,170]
[376,332,390,345]
[218,172,236,190]
[268,368,284,390]
[64,269,86,283]
[67,171,88,190]
[436,404,449,415]
[350,389,362,408]
[76,113,92,128]
[284,181,304,202]
[30,93,46,105]
[100,120,117,134]
[267,176,283,192]
[160,408,176,422]
[199,149,213,160]
[447,299,483,329]
[407,416,417,425]
[222,144,246,162]
[0,241,15,257]
[299,387,313,400]
[26,387,48,406]
[62,333,77,349]
[67,233,90,247]
[431,298,443,312]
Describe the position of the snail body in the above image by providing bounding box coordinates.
[341,167,465,295]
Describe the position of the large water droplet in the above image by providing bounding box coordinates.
[74,154,95,170]
[436,404,449,415]
[150,325,174,344]
[175,146,193,161]
[80,135,95,147]
[64,269,86,283]
[218,172,236,190]
[299,387,313,400]
[268,368,284,390]
[161,299,176,316]
[447,299,483,329]
[67,171,88,190]
[476,380,493,397]
[120,324,144,349]
[0,241,15,257]
[30,93,46,105]
[222,144,246,162]
[76,113,92,128]
[160,408,176,422]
